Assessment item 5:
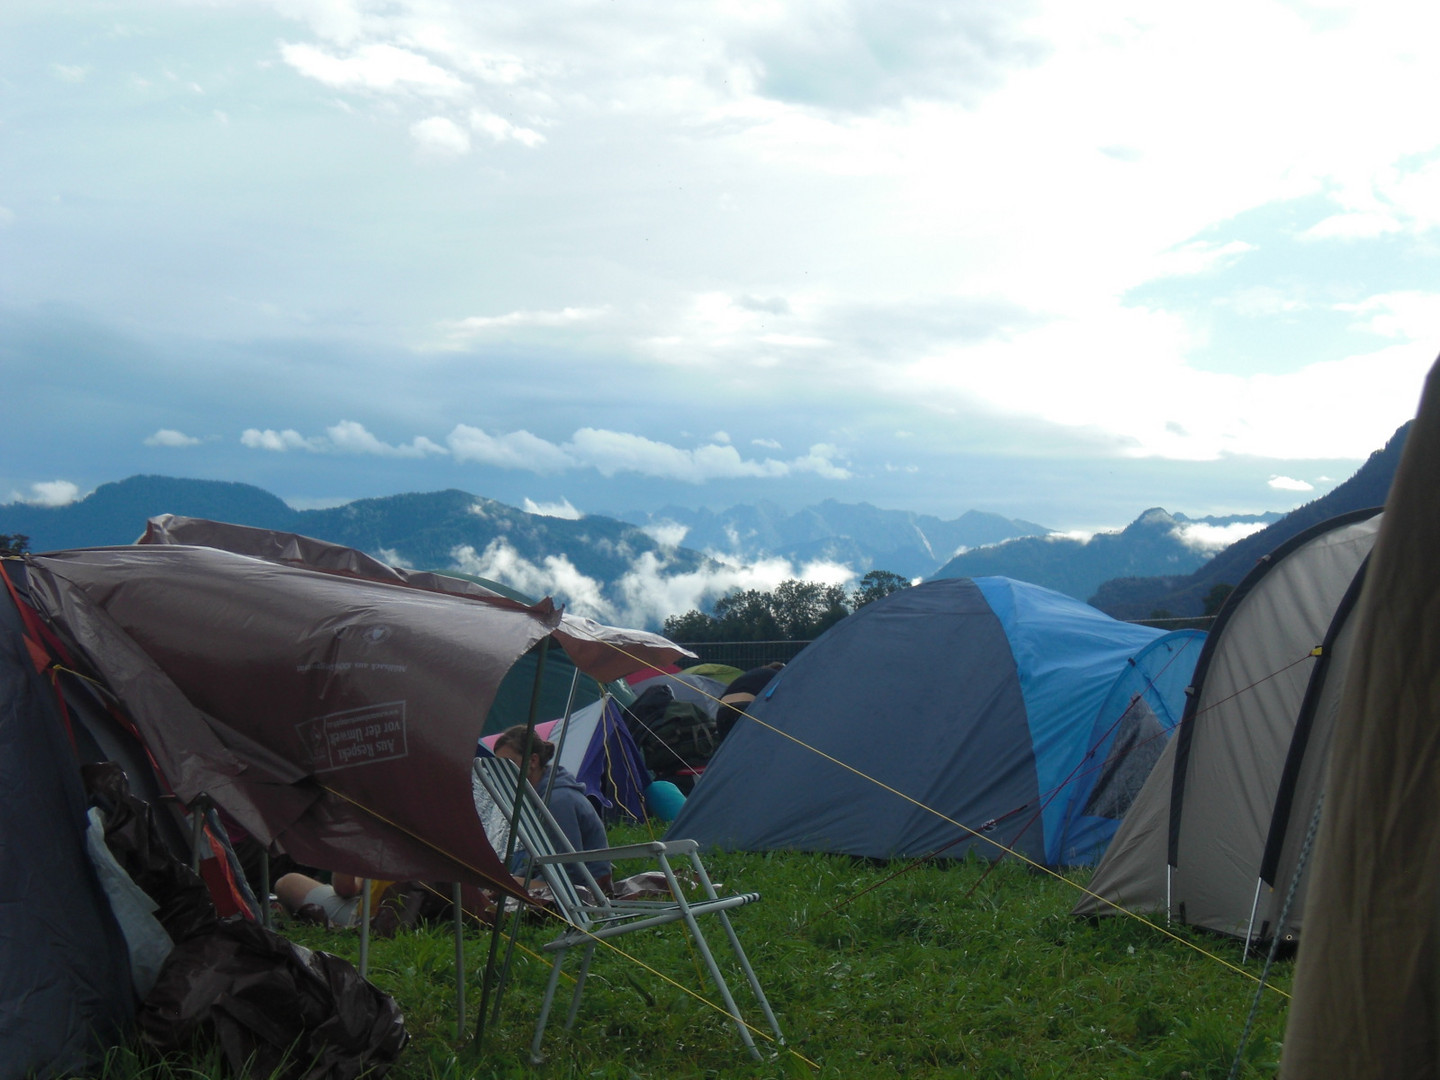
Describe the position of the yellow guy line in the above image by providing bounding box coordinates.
[590,638,1296,1001]
[321,784,818,1067]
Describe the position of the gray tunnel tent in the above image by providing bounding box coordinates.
[1074,506,1383,946]
[1279,358,1440,1079]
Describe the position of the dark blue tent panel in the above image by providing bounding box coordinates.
[0,575,132,1079]
[668,577,1201,867]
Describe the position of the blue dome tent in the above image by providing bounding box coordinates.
[668,577,1203,867]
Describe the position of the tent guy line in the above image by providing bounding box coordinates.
[677,668,1289,997]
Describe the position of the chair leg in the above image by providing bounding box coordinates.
[531,948,569,1065]
[677,906,763,1059]
[563,942,597,1031]
[713,911,785,1047]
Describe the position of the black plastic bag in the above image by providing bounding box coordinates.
[139,918,407,1080]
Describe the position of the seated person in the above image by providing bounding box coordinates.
[275,870,389,928]
[492,724,614,896]
[716,661,785,740]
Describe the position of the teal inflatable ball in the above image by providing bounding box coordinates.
[644,781,686,822]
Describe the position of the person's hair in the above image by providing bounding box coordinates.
[494,724,556,767]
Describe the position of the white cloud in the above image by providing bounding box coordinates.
[241,427,320,452]
[451,540,613,620]
[410,116,470,155]
[522,496,583,519]
[567,428,791,482]
[438,306,608,345]
[144,428,201,447]
[53,64,88,82]
[469,109,545,147]
[241,421,443,457]
[611,550,856,630]
[1173,521,1269,551]
[279,41,467,97]
[325,420,446,457]
[11,480,83,507]
[447,425,576,471]
[1268,475,1315,492]
[641,520,689,549]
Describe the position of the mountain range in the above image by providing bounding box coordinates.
[0,417,1408,628]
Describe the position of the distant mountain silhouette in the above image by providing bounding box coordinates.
[609,498,1051,580]
[0,476,714,602]
[927,508,1281,602]
[1090,421,1410,619]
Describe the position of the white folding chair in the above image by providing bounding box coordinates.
[472,755,784,1063]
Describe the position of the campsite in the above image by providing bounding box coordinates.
[2,361,1436,1079]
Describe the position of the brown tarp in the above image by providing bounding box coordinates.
[25,545,561,889]
[1280,357,1440,1079]
[139,515,695,683]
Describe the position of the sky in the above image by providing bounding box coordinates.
[3,0,1438,538]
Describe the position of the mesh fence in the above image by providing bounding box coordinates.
[674,640,813,670]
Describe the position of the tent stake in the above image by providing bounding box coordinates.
[1241,878,1265,963]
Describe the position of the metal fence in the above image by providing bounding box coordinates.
[674,639,813,670]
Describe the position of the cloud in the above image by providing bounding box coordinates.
[469,109,545,147]
[522,496,583,519]
[10,480,83,507]
[640,520,689,549]
[447,425,577,471]
[567,429,792,482]
[241,427,320,452]
[324,420,446,458]
[612,550,855,630]
[451,540,614,620]
[438,306,608,345]
[410,116,471,155]
[279,41,467,97]
[1268,475,1314,492]
[1173,521,1269,551]
[241,422,444,456]
[53,64,88,82]
[1149,239,1256,278]
[144,428,201,447]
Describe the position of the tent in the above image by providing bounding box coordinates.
[0,566,133,1080]
[478,696,651,822]
[667,577,1204,867]
[1280,359,1440,1077]
[1073,507,1383,944]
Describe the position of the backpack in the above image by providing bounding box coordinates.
[622,686,719,773]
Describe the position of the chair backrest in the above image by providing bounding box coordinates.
[472,755,606,927]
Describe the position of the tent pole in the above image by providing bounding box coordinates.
[190,795,207,873]
[543,666,584,805]
[475,636,551,1047]
[1165,864,1172,924]
[453,882,466,1041]
[1242,879,1265,963]
[259,850,271,930]
[359,879,372,979]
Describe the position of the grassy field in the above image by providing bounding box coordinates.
[117,827,1295,1080]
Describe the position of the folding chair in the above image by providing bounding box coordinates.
[472,755,784,1064]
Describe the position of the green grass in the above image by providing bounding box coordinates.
[108,826,1294,1080]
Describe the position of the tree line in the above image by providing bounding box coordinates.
[662,569,911,643]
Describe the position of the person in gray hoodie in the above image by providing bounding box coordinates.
[492,724,613,895]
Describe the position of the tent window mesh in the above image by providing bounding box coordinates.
[1083,697,1168,820]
